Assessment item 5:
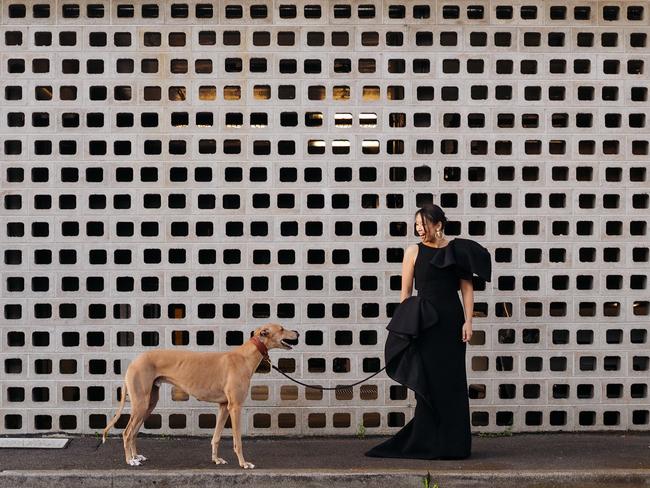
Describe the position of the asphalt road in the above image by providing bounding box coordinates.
[0,432,648,472]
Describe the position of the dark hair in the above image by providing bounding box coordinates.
[414,204,447,238]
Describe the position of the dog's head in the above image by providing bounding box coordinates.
[253,323,300,350]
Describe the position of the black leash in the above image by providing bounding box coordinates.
[263,357,386,393]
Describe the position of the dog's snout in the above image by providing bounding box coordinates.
[282,330,300,347]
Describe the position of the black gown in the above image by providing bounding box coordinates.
[365,237,492,460]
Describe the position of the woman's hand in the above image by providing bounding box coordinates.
[462,321,473,342]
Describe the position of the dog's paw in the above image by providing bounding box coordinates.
[241,462,255,469]
[127,458,142,466]
[213,457,228,465]
[135,454,147,462]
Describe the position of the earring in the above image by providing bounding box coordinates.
[435,228,443,239]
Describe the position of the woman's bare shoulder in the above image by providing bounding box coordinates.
[404,243,419,255]
[404,244,419,265]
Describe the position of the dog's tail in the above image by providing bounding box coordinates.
[102,380,128,444]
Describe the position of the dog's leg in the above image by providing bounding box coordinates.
[123,398,149,466]
[122,412,138,465]
[129,385,159,464]
[211,403,230,465]
[123,402,144,465]
[121,374,140,466]
[228,402,254,469]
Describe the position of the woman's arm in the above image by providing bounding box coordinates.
[459,278,474,341]
[399,245,418,303]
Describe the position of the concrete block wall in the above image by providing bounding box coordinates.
[1,0,649,436]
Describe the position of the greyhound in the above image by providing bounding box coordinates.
[102,323,299,468]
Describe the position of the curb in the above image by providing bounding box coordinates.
[2,468,649,488]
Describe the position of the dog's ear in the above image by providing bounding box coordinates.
[260,328,269,337]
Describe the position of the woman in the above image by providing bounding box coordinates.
[364,203,492,460]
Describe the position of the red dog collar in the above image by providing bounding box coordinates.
[249,335,269,359]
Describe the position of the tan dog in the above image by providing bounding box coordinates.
[102,323,299,468]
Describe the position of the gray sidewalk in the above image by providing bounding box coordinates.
[1,432,649,487]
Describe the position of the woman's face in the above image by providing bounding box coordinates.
[415,213,440,241]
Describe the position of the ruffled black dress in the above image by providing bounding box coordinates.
[365,237,492,460]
